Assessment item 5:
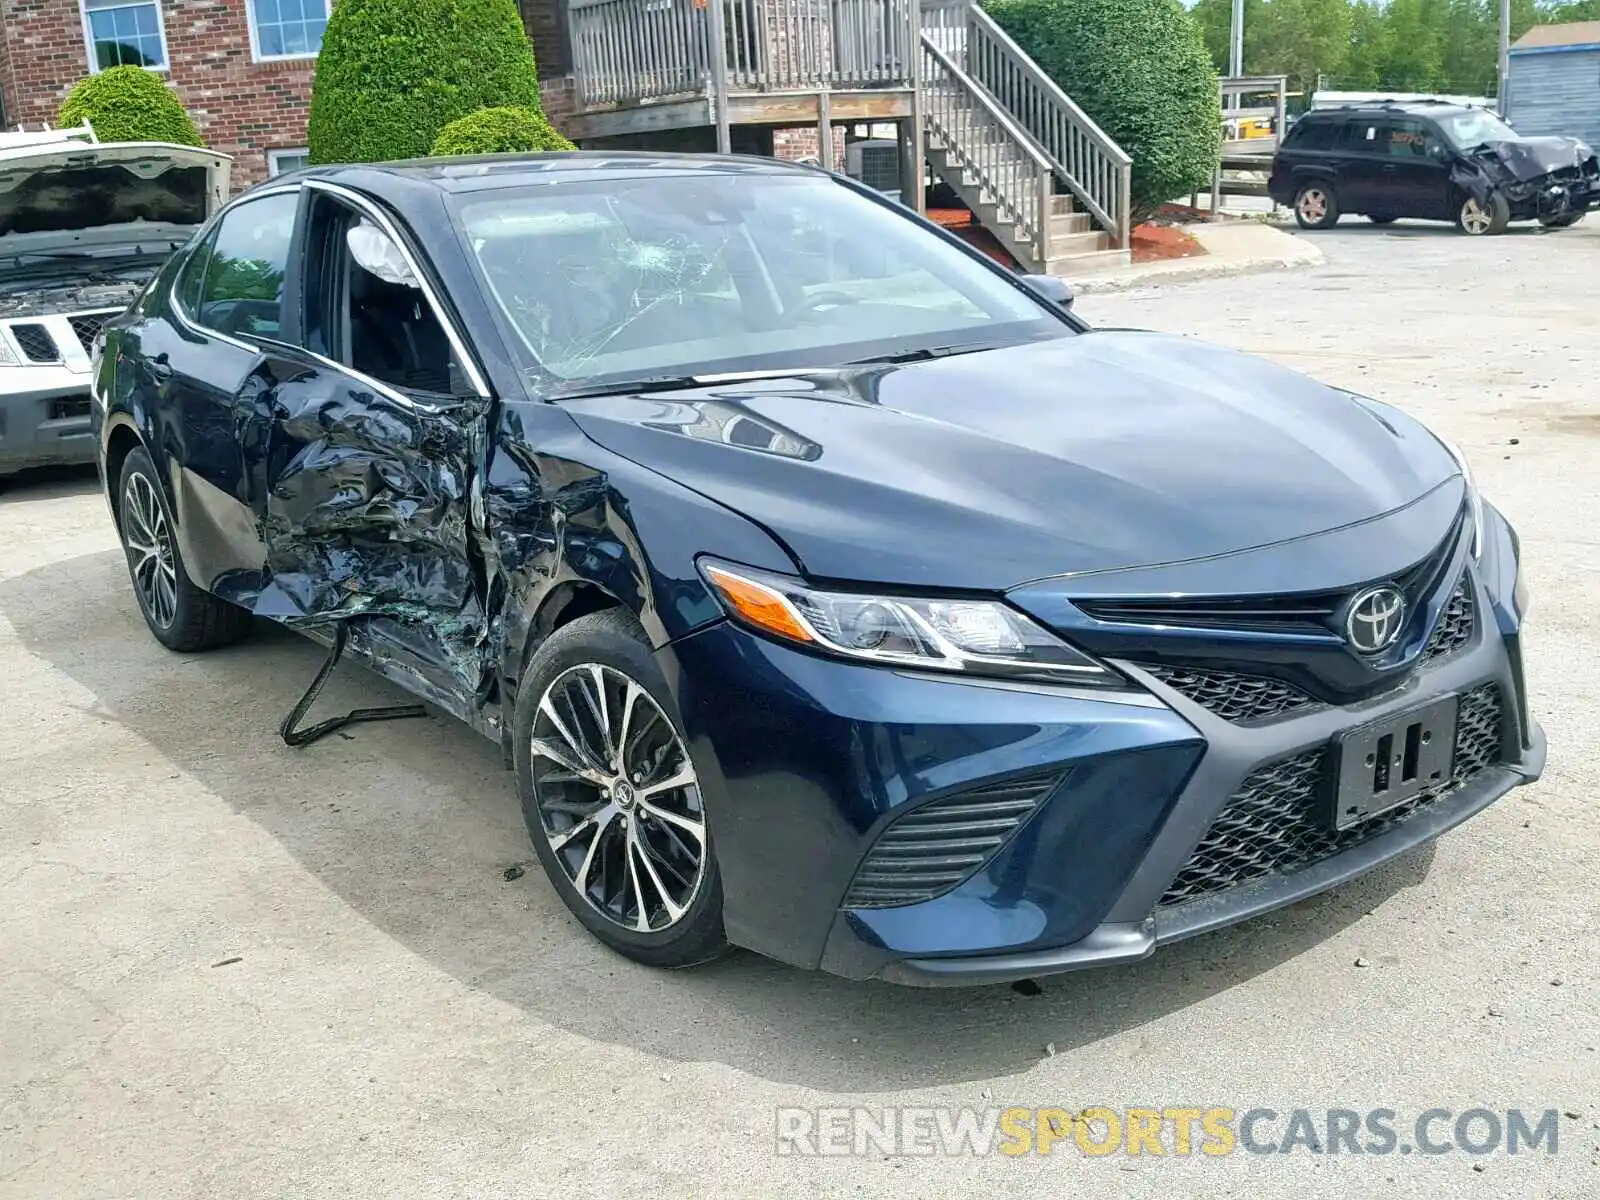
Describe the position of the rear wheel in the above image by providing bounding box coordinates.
[1457,192,1509,235]
[1294,183,1340,229]
[116,447,251,652]
[513,609,729,969]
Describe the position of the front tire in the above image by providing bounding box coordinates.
[1294,183,1339,229]
[513,609,729,969]
[1457,192,1510,235]
[116,447,251,652]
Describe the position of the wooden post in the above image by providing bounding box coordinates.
[708,0,733,154]
[817,88,833,170]
[908,0,925,214]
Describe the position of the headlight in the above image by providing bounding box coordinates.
[0,334,18,367]
[700,559,1123,685]
[1441,438,1484,559]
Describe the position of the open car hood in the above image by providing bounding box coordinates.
[0,141,231,250]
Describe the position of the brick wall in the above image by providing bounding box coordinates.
[0,0,316,190]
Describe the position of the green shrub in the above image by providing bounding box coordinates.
[431,107,574,156]
[984,0,1220,223]
[57,66,204,147]
[308,0,551,164]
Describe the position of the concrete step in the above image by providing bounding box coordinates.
[1048,211,1092,235]
[1041,246,1132,278]
[1046,228,1110,257]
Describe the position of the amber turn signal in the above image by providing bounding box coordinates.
[702,563,816,645]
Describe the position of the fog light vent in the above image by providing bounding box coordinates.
[842,767,1065,909]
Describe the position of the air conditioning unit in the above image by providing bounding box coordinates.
[846,137,900,199]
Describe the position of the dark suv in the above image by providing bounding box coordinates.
[1269,101,1599,235]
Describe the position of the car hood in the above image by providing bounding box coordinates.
[0,140,231,252]
[1472,135,1598,181]
[561,331,1460,591]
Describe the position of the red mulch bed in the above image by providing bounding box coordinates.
[929,205,1207,268]
[1131,222,1204,264]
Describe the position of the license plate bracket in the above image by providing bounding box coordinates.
[1327,694,1458,831]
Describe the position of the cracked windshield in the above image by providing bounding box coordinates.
[454,172,1068,388]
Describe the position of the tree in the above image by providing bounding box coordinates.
[307,0,551,164]
[431,107,575,155]
[57,66,204,146]
[1251,0,1352,97]
[985,0,1221,223]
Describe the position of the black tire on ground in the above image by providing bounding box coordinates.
[1368,215,1398,224]
[513,608,730,970]
[1456,192,1510,235]
[116,446,252,652]
[1293,182,1340,230]
[1539,211,1584,229]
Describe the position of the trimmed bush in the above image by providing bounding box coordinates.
[308,0,550,164]
[984,0,1220,223]
[57,66,204,147]
[431,107,574,156]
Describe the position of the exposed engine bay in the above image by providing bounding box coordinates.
[0,268,153,321]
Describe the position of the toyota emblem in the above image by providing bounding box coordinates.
[1345,585,1407,654]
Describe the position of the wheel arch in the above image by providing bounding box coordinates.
[102,416,154,533]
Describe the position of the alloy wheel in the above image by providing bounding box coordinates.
[1297,188,1327,223]
[1460,197,1493,235]
[530,663,708,933]
[123,473,178,629]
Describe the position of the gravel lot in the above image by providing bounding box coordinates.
[3,219,1597,1199]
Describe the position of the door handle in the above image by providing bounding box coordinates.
[1382,164,1398,174]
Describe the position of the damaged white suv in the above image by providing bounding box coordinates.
[0,125,228,477]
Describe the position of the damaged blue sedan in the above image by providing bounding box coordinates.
[91,153,1544,985]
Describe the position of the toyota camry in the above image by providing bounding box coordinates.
[90,153,1544,985]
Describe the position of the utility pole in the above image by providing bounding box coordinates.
[1497,0,1511,114]
[1229,0,1244,85]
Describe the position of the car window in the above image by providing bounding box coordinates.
[1436,108,1519,149]
[302,191,463,396]
[1287,119,1339,151]
[174,229,218,314]
[1388,120,1435,158]
[191,191,299,339]
[452,173,1066,387]
[1350,122,1392,154]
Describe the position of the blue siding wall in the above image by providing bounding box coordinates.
[1507,48,1600,147]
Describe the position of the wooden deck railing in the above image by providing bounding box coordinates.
[570,0,918,110]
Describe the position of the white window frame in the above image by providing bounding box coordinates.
[79,0,171,74]
[245,0,333,63]
[267,148,312,177]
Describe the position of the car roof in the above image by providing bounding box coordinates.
[1306,102,1475,121]
[271,151,822,196]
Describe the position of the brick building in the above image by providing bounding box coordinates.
[0,0,580,190]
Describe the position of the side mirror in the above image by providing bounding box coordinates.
[347,221,421,288]
[1019,273,1074,310]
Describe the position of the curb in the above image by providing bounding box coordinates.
[1070,244,1326,294]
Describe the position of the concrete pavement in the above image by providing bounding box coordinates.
[2,216,1597,1199]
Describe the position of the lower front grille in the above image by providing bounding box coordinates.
[1158,683,1504,908]
[1142,664,1320,723]
[842,767,1065,909]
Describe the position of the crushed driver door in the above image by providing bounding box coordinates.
[249,186,495,718]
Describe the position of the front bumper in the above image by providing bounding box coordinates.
[0,367,96,474]
[658,512,1541,986]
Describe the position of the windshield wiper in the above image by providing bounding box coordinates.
[846,340,1006,366]
[550,366,831,401]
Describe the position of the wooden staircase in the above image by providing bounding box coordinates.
[919,1,1132,276]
